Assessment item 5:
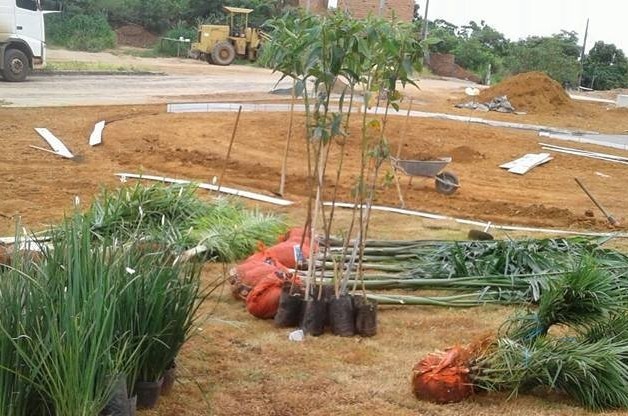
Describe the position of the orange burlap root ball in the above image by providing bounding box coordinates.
[246,274,285,319]
[412,347,473,404]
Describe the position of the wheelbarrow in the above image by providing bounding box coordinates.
[391,157,460,195]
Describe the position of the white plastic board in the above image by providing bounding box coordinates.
[500,153,552,174]
[34,128,74,159]
[89,121,105,146]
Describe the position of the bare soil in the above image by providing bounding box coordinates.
[2,105,627,235]
[115,24,158,48]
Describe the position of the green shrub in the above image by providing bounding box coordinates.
[46,13,116,52]
[155,23,196,56]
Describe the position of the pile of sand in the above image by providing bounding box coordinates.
[478,72,573,113]
[115,24,158,48]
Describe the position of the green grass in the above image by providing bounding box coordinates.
[43,60,153,73]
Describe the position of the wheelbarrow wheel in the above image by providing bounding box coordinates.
[435,171,459,195]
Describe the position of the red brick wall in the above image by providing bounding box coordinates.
[428,53,483,84]
[337,0,414,21]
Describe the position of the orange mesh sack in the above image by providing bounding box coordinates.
[246,274,284,319]
[411,347,473,404]
[265,240,311,269]
[229,261,280,300]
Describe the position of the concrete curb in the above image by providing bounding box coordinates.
[32,70,164,77]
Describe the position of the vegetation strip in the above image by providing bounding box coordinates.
[115,173,294,206]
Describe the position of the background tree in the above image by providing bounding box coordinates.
[582,41,628,90]
[504,32,581,87]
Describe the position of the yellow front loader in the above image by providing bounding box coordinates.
[190,6,265,66]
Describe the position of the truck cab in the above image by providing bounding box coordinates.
[0,0,46,81]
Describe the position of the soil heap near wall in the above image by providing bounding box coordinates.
[479,72,573,113]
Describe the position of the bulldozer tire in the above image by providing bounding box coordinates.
[211,42,236,66]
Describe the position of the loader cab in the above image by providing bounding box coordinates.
[224,6,251,38]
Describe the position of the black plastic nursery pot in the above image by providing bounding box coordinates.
[135,378,163,410]
[274,283,304,327]
[160,362,177,396]
[100,374,132,416]
[329,294,355,337]
[354,296,378,337]
[129,396,137,416]
[301,297,327,336]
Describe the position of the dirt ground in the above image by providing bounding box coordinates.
[140,209,628,416]
[1,94,628,415]
[1,103,627,236]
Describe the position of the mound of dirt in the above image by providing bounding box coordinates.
[448,146,485,163]
[115,24,158,48]
[478,72,573,113]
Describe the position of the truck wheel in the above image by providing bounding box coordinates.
[2,49,30,82]
[211,42,236,66]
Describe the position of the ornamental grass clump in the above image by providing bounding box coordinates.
[114,243,209,388]
[0,216,134,416]
[54,183,287,261]
[0,213,216,414]
[0,250,47,416]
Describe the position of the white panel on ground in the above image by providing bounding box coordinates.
[500,153,552,174]
[34,128,74,159]
[116,173,294,206]
[89,121,106,146]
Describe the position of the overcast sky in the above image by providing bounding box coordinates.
[327,0,627,52]
[416,0,628,53]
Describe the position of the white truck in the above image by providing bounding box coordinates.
[0,0,46,81]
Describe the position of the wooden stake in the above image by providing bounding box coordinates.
[396,99,413,158]
[390,99,413,208]
[217,105,243,192]
[278,80,297,196]
[574,177,619,226]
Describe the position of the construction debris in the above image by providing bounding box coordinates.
[500,153,553,175]
[455,95,517,113]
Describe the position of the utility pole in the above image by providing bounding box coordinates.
[421,0,430,40]
[379,0,385,16]
[577,18,589,88]
[422,0,431,65]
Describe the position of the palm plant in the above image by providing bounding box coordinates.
[414,260,628,410]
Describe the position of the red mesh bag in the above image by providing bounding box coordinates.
[411,347,473,404]
[246,274,284,319]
